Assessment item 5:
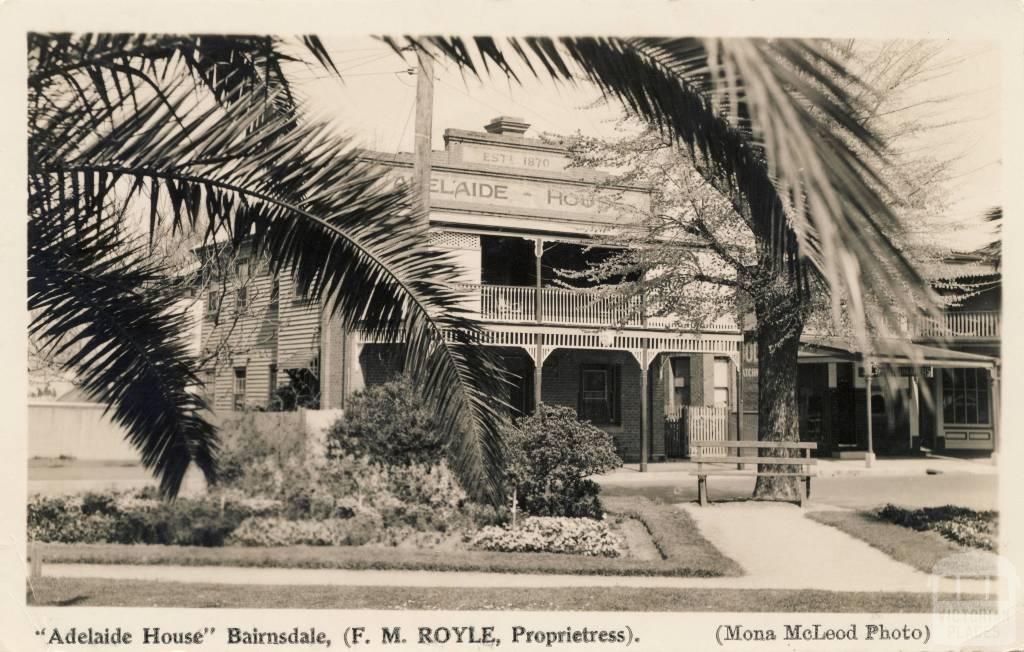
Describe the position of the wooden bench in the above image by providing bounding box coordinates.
[691,440,818,507]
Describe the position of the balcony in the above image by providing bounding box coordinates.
[459,284,738,331]
[913,311,1000,340]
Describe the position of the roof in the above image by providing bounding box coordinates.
[800,336,998,368]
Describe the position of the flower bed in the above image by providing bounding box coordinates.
[876,504,997,551]
[469,516,622,557]
[27,489,281,546]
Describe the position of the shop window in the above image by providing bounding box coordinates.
[579,364,620,425]
[233,367,247,411]
[942,368,991,425]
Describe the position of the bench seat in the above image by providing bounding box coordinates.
[691,440,818,507]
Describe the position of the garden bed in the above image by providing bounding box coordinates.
[34,497,740,577]
[806,506,997,576]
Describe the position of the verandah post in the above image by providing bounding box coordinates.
[640,345,650,472]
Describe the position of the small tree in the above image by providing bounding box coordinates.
[504,404,622,520]
[327,377,447,466]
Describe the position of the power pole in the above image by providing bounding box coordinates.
[413,48,434,218]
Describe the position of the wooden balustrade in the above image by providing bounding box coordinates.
[457,283,738,330]
[915,311,1000,339]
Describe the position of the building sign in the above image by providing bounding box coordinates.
[459,143,571,172]
[741,334,758,412]
[390,169,648,223]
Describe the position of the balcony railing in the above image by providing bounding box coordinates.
[914,311,1000,340]
[458,284,737,331]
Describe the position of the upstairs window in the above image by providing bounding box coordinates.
[269,278,280,308]
[234,259,249,312]
[206,284,220,317]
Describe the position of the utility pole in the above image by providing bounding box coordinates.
[413,48,434,218]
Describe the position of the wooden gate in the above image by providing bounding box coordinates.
[665,406,729,458]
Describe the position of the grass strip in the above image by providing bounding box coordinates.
[27,576,989,612]
[35,540,722,578]
[602,496,742,576]
[806,510,971,575]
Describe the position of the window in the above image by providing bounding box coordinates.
[233,367,247,411]
[292,276,309,305]
[713,357,731,408]
[203,369,216,404]
[235,259,249,312]
[670,356,691,413]
[942,368,991,425]
[269,278,280,308]
[206,284,220,316]
[579,364,620,425]
[268,364,278,401]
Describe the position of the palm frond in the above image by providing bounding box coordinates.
[396,35,938,344]
[28,202,215,498]
[977,206,1001,270]
[29,81,509,501]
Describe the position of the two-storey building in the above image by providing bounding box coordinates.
[198,115,1000,463]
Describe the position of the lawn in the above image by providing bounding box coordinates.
[34,497,741,578]
[806,510,985,575]
[26,577,990,612]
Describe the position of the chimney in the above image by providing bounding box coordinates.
[484,116,530,136]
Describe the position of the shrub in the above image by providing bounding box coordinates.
[470,517,622,557]
[504,404,622,519]
[216,412,310,496]
[877,504,997,551]
[229,514,381,547]
[27,491,285,547]
[326,378,447,466]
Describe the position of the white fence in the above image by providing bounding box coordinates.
[29,401,137,461]
[29,402,344,462]
[682,406,729,456]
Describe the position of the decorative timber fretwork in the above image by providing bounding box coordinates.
[359,324,741,364]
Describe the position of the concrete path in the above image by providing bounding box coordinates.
[680,501,975,593]
[42,503,990,594]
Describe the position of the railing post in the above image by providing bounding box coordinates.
[534,238,543,324]
[640,346,650,472]
[533,333,544,410]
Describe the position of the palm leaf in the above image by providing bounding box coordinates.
[28,202,215,497]
[29,78,509,501]
[393,36,939,344]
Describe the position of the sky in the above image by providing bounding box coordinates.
[290,36,1002,251]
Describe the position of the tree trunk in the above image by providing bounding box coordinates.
[751,279,806,500]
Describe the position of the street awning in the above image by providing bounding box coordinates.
[800,336,998,369]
